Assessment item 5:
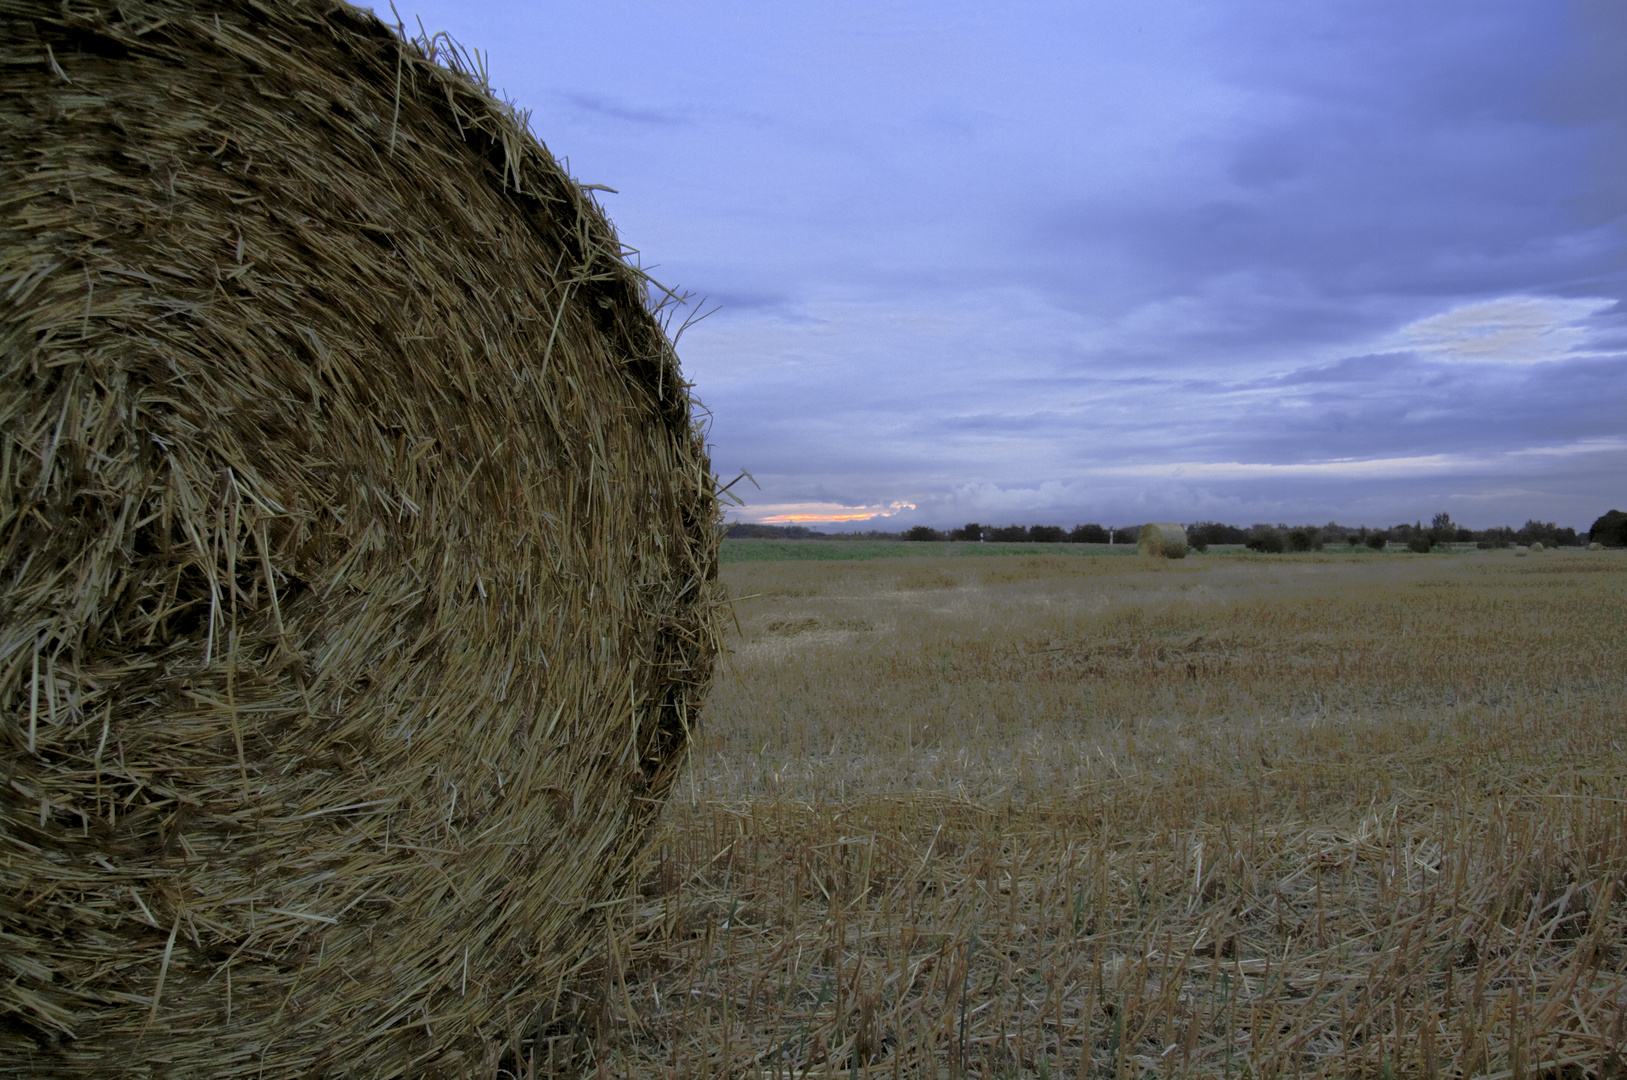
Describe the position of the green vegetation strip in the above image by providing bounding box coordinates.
[718,539,1505,563]
[720,539,1142,562]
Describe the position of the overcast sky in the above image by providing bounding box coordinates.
[378,1,1625,530]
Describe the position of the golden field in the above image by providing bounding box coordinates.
[539,549,1627,1079]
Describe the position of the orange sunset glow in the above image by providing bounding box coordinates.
[748,501,918,525]
[762,513,877,523]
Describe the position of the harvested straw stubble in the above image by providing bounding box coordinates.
[1,2,724,1076]
[1137,521,1188,559]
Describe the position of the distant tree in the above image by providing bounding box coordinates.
[1365,532,1387,550]
[1029,524,1066,543]
[1189,522,1249,548]
[949,522,983,542]
[1246,526,1285,554]
[1407,534,1433,553]
[1516,519,1576,547]
[987,524,1030,543]
[1069,523,1109,544]
[1589,509,1627,547]
[903,525,943,541]
[724,522,824,539]
[1455,527,1473,542]
[1287,527,1318,552]
[1429,512,1456,545]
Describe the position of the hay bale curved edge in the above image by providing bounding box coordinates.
[1,2,722,1075]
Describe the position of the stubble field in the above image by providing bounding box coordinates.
[540,549,1627,1079]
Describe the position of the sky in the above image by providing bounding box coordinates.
[375,1,1626,531]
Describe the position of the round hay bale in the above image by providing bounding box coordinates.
[1137,522,1189,559]
[1,4,721,1076]
[1530,541,1545,552]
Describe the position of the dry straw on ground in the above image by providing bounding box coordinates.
[575,551,1627,1078]
[1,2,721,1076]
[1137,523,1188,559]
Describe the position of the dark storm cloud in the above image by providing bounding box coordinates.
[1545,0,1627,229]
[1017,0,1622,379]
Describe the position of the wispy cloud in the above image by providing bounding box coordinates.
[1388,296,1617,364]
[559,92,694,127]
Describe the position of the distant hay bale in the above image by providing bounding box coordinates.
[1591,542,1604,551]
[1138,522,1189,559]
[1,3,721,1077]
[1530,542,1545,552]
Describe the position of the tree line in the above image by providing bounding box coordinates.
[725,510,1627,549]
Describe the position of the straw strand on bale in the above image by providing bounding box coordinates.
[1,2,722,1076]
